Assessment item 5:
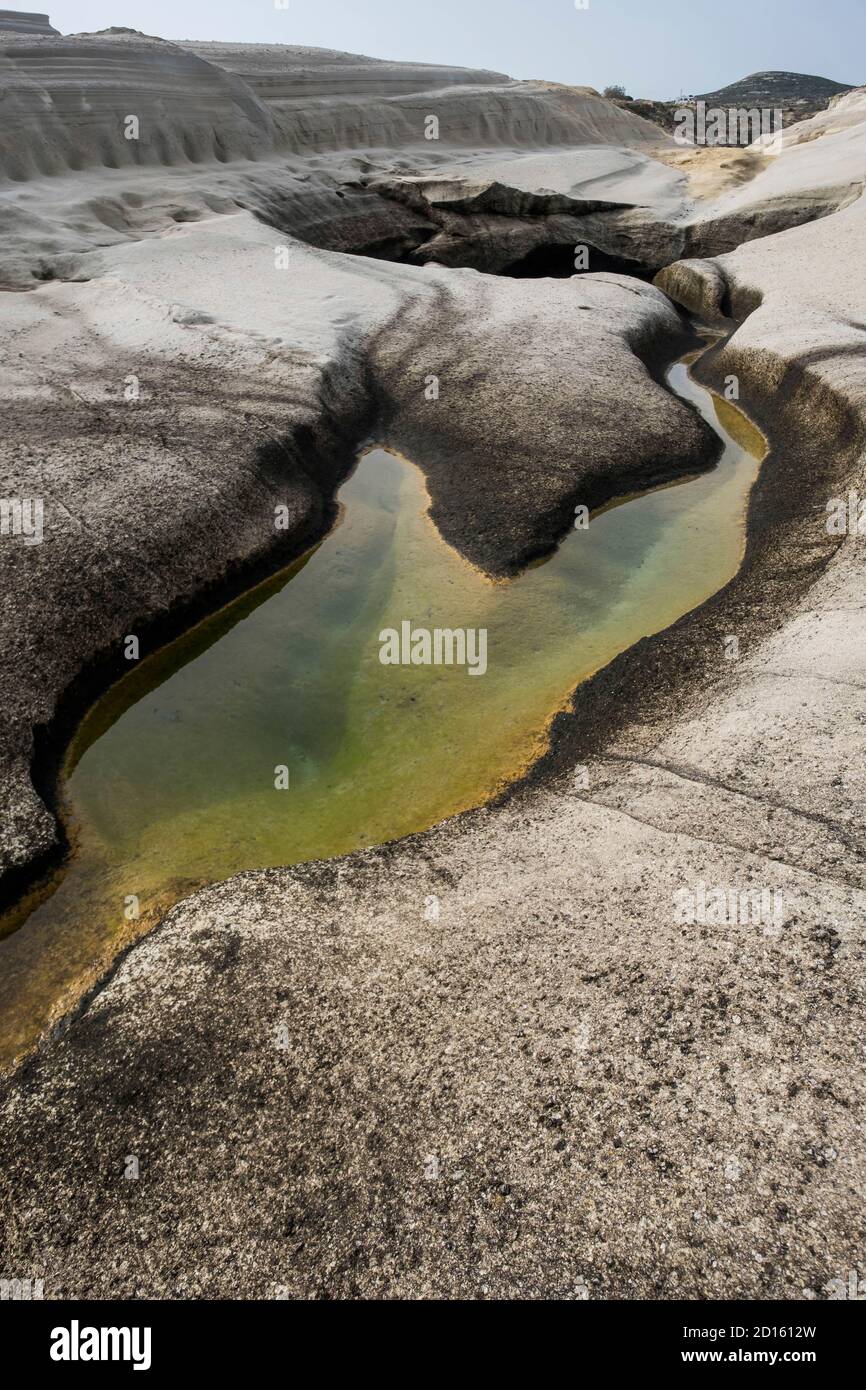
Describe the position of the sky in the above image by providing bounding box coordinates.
[42,0,865,99]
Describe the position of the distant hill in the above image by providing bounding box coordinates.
[619,71,858,140]
[694,71,852,110]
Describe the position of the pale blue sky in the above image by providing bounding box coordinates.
[46,0,865,99]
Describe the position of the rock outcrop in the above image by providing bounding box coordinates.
[0,30,666,185]
[5,137,865,1301]
[0,212,714,916]
[0,8,56,34]
[1,26,865,1303]
[0,30,278,180]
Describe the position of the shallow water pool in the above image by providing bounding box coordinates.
[0,354,765,1067]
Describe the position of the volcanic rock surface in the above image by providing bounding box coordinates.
[0,7,56,34]
[1,18,865,1301]
[0,22,715,897]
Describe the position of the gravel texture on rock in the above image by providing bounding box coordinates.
[1,36,865,1303]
